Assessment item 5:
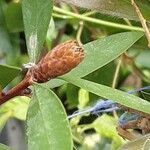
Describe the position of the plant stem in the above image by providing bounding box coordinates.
[53,6,144,32]
[52,13,73,19]
[112,56,123,119]
[80,124,93,133]
[112,56,122,89]
[0,71,32,105]
[76,21,84,46]
[82,10,97,16]
[131,0,150,47]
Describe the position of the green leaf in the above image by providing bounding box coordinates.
[0,64,21,89]
[119,134,150,150]
[93,114,123,149]
[66,63,116,107]
[61,76,150,114]
[0,144,12,150]
[135,50,150,69]
[61,0,150,22]
[46,18,56,49]
[0,27,12,54]
[43,79,66,89]
[0,96,30,120]
[66,31,143,77]
[5,2,23,32]
[0,96,30,131]
[141,91,150,101]
[66,83,79,107]
[48,31,143,88]
[27,84,72,150]
[84,62,115,85]
[22,0,53,63]
[78,88,89,109]
[0,111,12,132]
[0,2,13,54]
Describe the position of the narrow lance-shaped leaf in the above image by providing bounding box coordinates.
[58,0,150,22]
[22,0,53,63]
[27,84,72,150]
[61,76,150,114]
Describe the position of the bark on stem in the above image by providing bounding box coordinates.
[0,71,32,105]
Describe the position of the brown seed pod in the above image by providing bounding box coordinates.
[32,40,84,82]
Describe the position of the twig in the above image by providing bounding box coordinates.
[0,71,33,105]
[76,21,84,46]
[116,126,137,140]
[112,56,122,89]
[123,18,132,26]
[131,0,150,47]
[112,56,123,119]
[52,13,73,19]
[53,6,144,32]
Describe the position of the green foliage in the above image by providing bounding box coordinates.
[0,144,12,150]
[65,31,143,77]
[93,115,123,150]
[0,2,13,55]
[0,64,21,89]
[22,0,53,62]
[27,84,72,150]
[119,134,150,150]
[61,76,150,114]
[60,0,150,22]
[5,2,23,32]
[47,31,143,88]
[78,88,89,109]
[0,96,30,120]
[0,96,30,132]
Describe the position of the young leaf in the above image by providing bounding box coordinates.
[22,0,53,63]
[27,84,72,150]
[0,64,21,89]
[0,96,30,121]
[78,88,89,109]
[93,114,123,149]
[61,76,150,114]
[0,96,30,131]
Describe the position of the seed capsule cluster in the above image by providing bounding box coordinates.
[32,40,84,82]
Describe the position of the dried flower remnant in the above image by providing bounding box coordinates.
[0,40,84,105]
[32,40,84,82]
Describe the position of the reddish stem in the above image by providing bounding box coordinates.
[0,71,32,105]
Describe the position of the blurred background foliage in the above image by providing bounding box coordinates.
[0,0,150,150]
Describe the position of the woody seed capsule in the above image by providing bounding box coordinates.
[32,40,84,82]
